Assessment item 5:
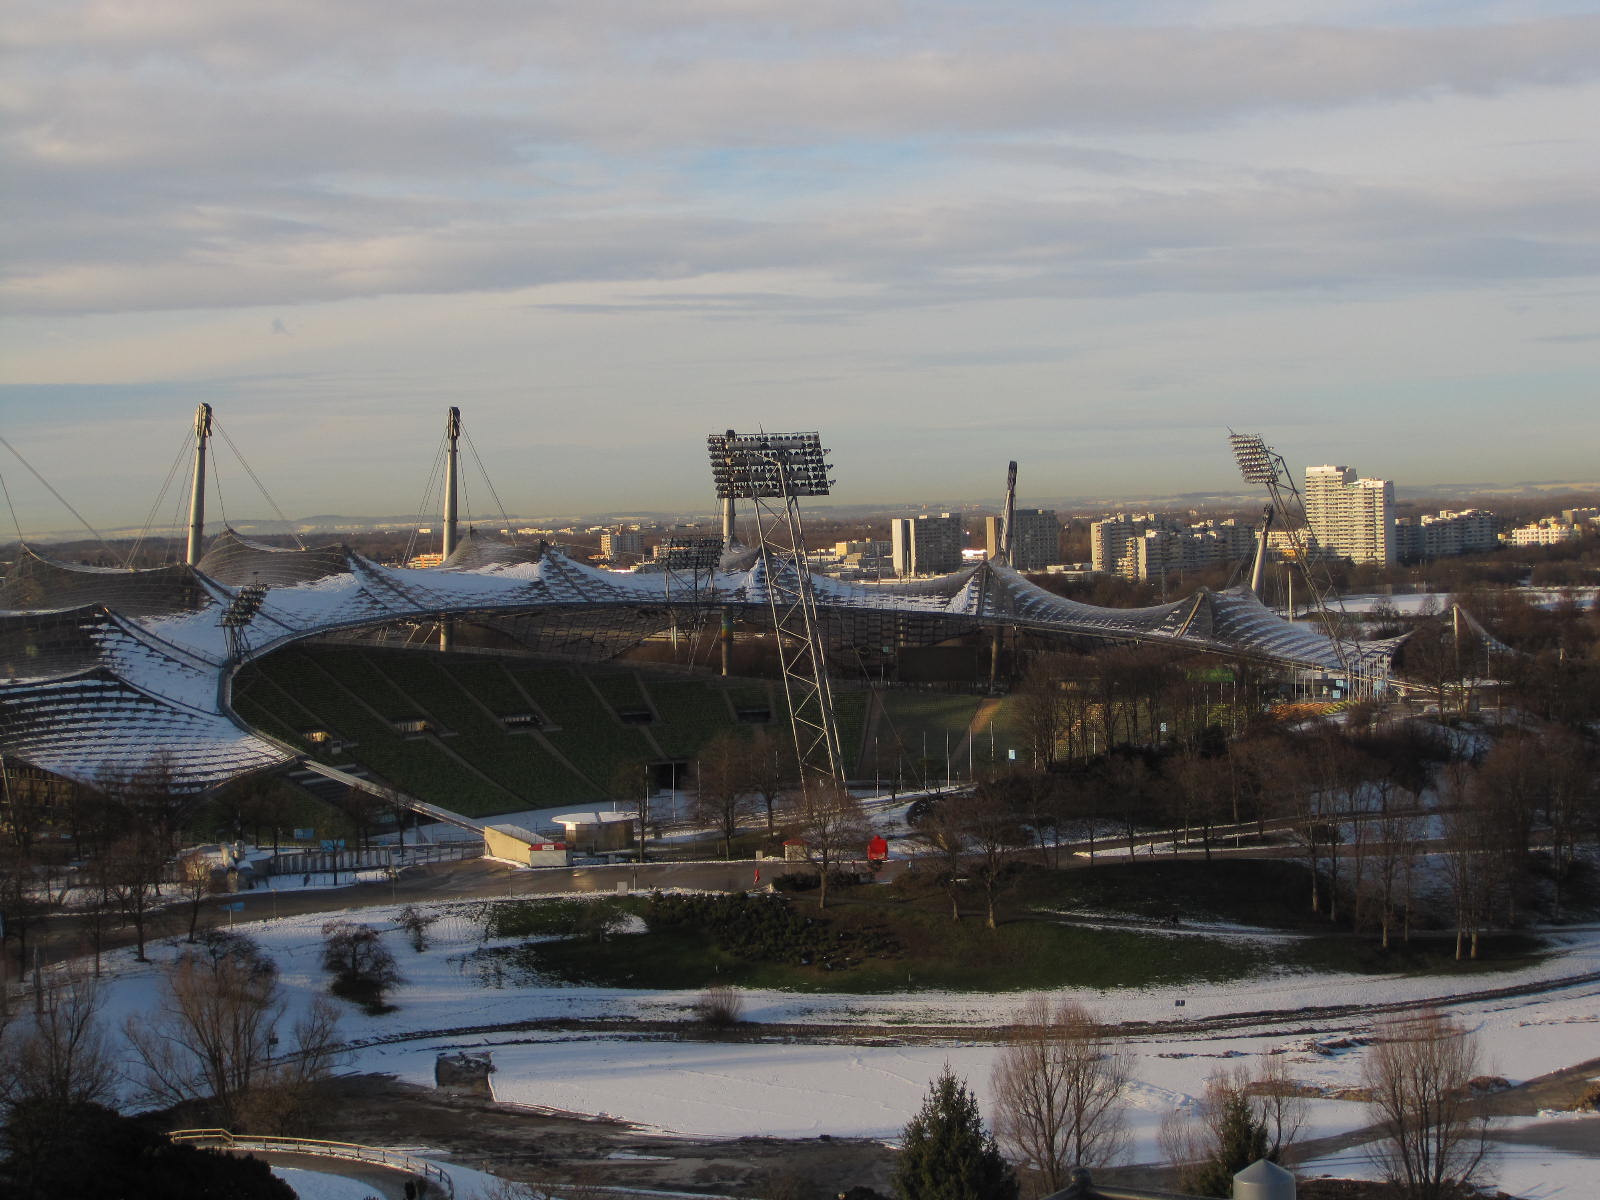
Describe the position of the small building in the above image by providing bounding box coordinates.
[484,823,571,866]
[550,810,637,854]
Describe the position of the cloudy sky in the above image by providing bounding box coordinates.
[3,1,1598,535]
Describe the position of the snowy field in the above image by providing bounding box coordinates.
[67,894,1600,1196]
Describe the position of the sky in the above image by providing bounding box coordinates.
[2,1,1598,537]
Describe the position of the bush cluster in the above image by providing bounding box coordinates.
[644,892,899,971]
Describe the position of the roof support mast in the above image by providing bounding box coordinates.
[443,406,461,561]
[186,403,212,566]
[440,406,461,651]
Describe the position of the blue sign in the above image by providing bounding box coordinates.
[319,839,346,853]
[222,901,245,912]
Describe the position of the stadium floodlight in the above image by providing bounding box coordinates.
[1229,431,1278,484]
[707,432,833,499]
[657,537,724,572]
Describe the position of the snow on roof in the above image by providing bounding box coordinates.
[1,537,1392,792]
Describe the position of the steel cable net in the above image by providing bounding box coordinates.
[0,547,210,618]
[198,530,355,588]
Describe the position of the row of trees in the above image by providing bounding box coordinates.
[894,1002,1491,1200]
[903,714,1597,954]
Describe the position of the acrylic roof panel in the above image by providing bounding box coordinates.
[0,536,1392,791]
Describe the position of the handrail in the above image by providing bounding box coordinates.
[168,1129,453,1197]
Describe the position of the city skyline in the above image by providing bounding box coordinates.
[4,1,1599,533]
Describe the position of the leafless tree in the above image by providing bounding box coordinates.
[694,731,753,859]
[1014,665,1070,769]
[965,784,1029,929]
[1251,1054,1308,1163]
[125,930,340,1130]
[991,996,1130,1192]
[785,782,868,910]
[907,797,969,922]
[745,727,792,840]
[101,833,164,962]
[1362,1009,1492,1199]
[1438,763,1496,960]
[0,969,116,1110]
[178,849,216,943]
[1159,1065,1277,1196]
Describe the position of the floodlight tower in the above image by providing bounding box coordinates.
[1228,431,1359,686]
[185,403,213,565]
[707,430,843,792]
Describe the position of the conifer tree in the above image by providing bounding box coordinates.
[893,1068,1018,1200]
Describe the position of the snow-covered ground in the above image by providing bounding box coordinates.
[58,893,1600,1194]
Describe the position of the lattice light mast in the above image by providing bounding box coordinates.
[1228,430,1360,686]
[707,431,843,792]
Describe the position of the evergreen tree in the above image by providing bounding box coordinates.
[893,1068,1018,1200]
[1184,1090,1271,1197]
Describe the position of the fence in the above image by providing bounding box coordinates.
[168,1128,453,1197]
[259,841,481,877]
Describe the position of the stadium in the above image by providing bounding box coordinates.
[0,413,1403,844]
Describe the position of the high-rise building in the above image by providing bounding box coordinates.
[890,513,963,576]
[1304,465,1395,565]
[599,529,645,562]
[984,509,1061,571]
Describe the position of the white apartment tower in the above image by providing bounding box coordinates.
[1304,465,1395,565]
[890,513,963,576]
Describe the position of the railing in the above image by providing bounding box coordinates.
[168,1129,453,1197]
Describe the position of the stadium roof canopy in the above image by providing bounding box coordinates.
[0,531,1399,792]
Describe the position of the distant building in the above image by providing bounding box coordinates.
[1089,513,1253,580]
[890,513,963,576]
[983,509,1061,571]
[599,529,645,562]
[1505,519,1581,547]
[1304,465,1395,565]
[1393,509,1497,562]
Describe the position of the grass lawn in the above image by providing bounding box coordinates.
[469,857,1552,994]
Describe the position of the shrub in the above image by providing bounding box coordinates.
[396,905,439,953]
[692,984,744,1028]
[321,921,403,1014]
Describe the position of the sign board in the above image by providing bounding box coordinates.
[866,835,889,862]
[222,901,245,912]
[293,828,316,841]
[319,839,346,853]
[1007,748,1016,760]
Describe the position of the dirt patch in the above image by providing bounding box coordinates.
[311,1074,896,1197]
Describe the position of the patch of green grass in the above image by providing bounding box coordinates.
[1282,932,1549,977]
[1010,858,1329,930]
[484,893,1270,993]
[482,895,640,939]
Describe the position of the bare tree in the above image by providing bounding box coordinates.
[907,797,969,922]
[991,996,1130,1192]
[745,727,792,840]
[101,833,164,962]
[1014,665,1069,769]
[694,731,753,859]
[1,970,116,1110]
[964,786,1028,929]
[1438,763,1496,960]
[125,930,339,1129]
[1251,1054,1308,1163]
[1362,1009,1492,1199]
[178,849,216,943]
[785,782,867,910]
[1159,1066,1273,1197]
